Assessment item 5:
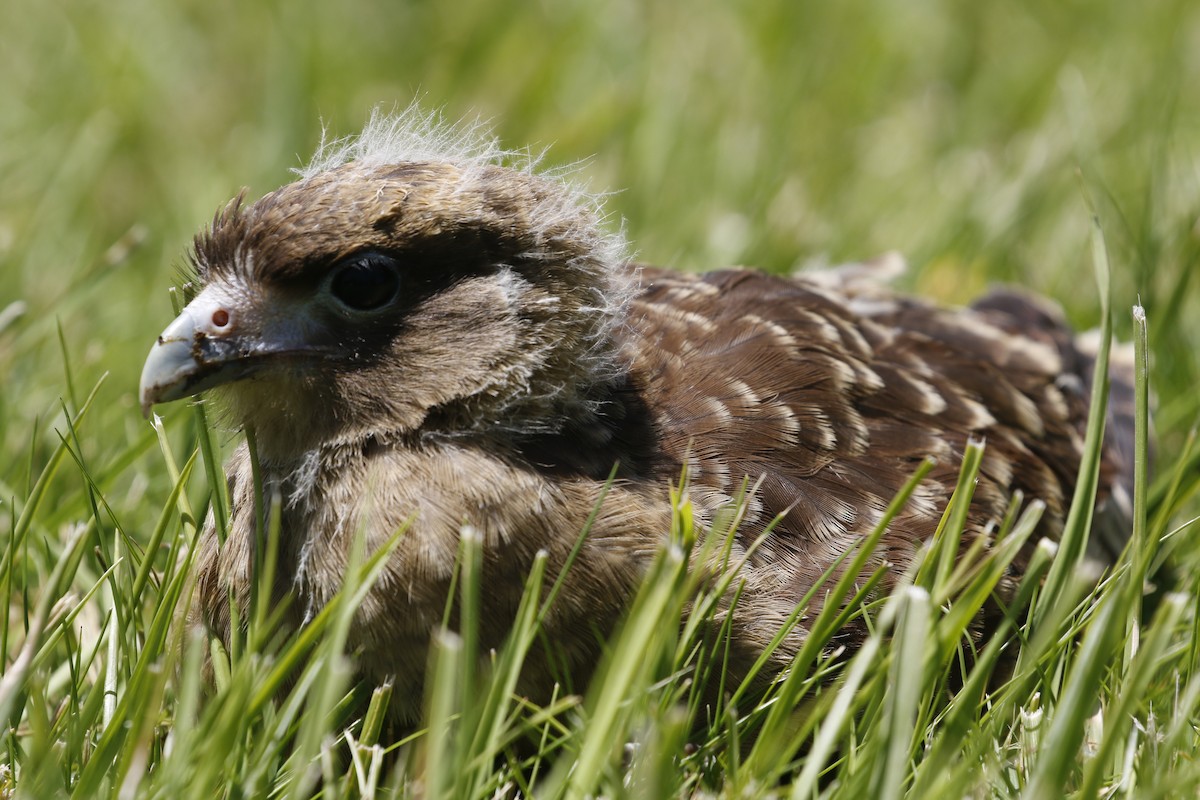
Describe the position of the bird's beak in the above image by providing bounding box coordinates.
[139,288,263,417]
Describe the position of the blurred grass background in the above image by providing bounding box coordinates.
[2,1,1200,795]
[1,0,1198,616]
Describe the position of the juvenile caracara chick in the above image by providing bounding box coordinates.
[140,109,1134,721]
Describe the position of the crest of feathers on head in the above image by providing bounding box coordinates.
[300,104,634,293]
[189,105,643,437]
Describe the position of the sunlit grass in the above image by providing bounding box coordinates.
[2,0,1199,797]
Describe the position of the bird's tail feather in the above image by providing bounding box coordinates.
[971,287,1144,563]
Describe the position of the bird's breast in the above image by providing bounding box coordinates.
[195,436,672,715]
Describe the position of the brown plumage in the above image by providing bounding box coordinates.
[139,110,1133,721]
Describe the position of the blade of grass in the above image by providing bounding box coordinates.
[1033,217,1113,630]
[871,586,931,800]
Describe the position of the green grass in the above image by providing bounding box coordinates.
[2,0,1200,797]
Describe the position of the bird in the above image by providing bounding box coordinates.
[139,108,1135,722]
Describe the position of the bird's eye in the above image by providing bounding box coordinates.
[328,254,401,311]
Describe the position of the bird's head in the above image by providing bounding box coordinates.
[139,111,632,459]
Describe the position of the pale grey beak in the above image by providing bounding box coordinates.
[138,289,259,417]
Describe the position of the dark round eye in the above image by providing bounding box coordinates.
[328,254,401,311]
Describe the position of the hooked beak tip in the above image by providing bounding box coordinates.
[139,312,203,416]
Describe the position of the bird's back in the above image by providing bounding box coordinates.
[619,263,1131,624]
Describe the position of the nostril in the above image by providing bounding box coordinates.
[211,308,231,329]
